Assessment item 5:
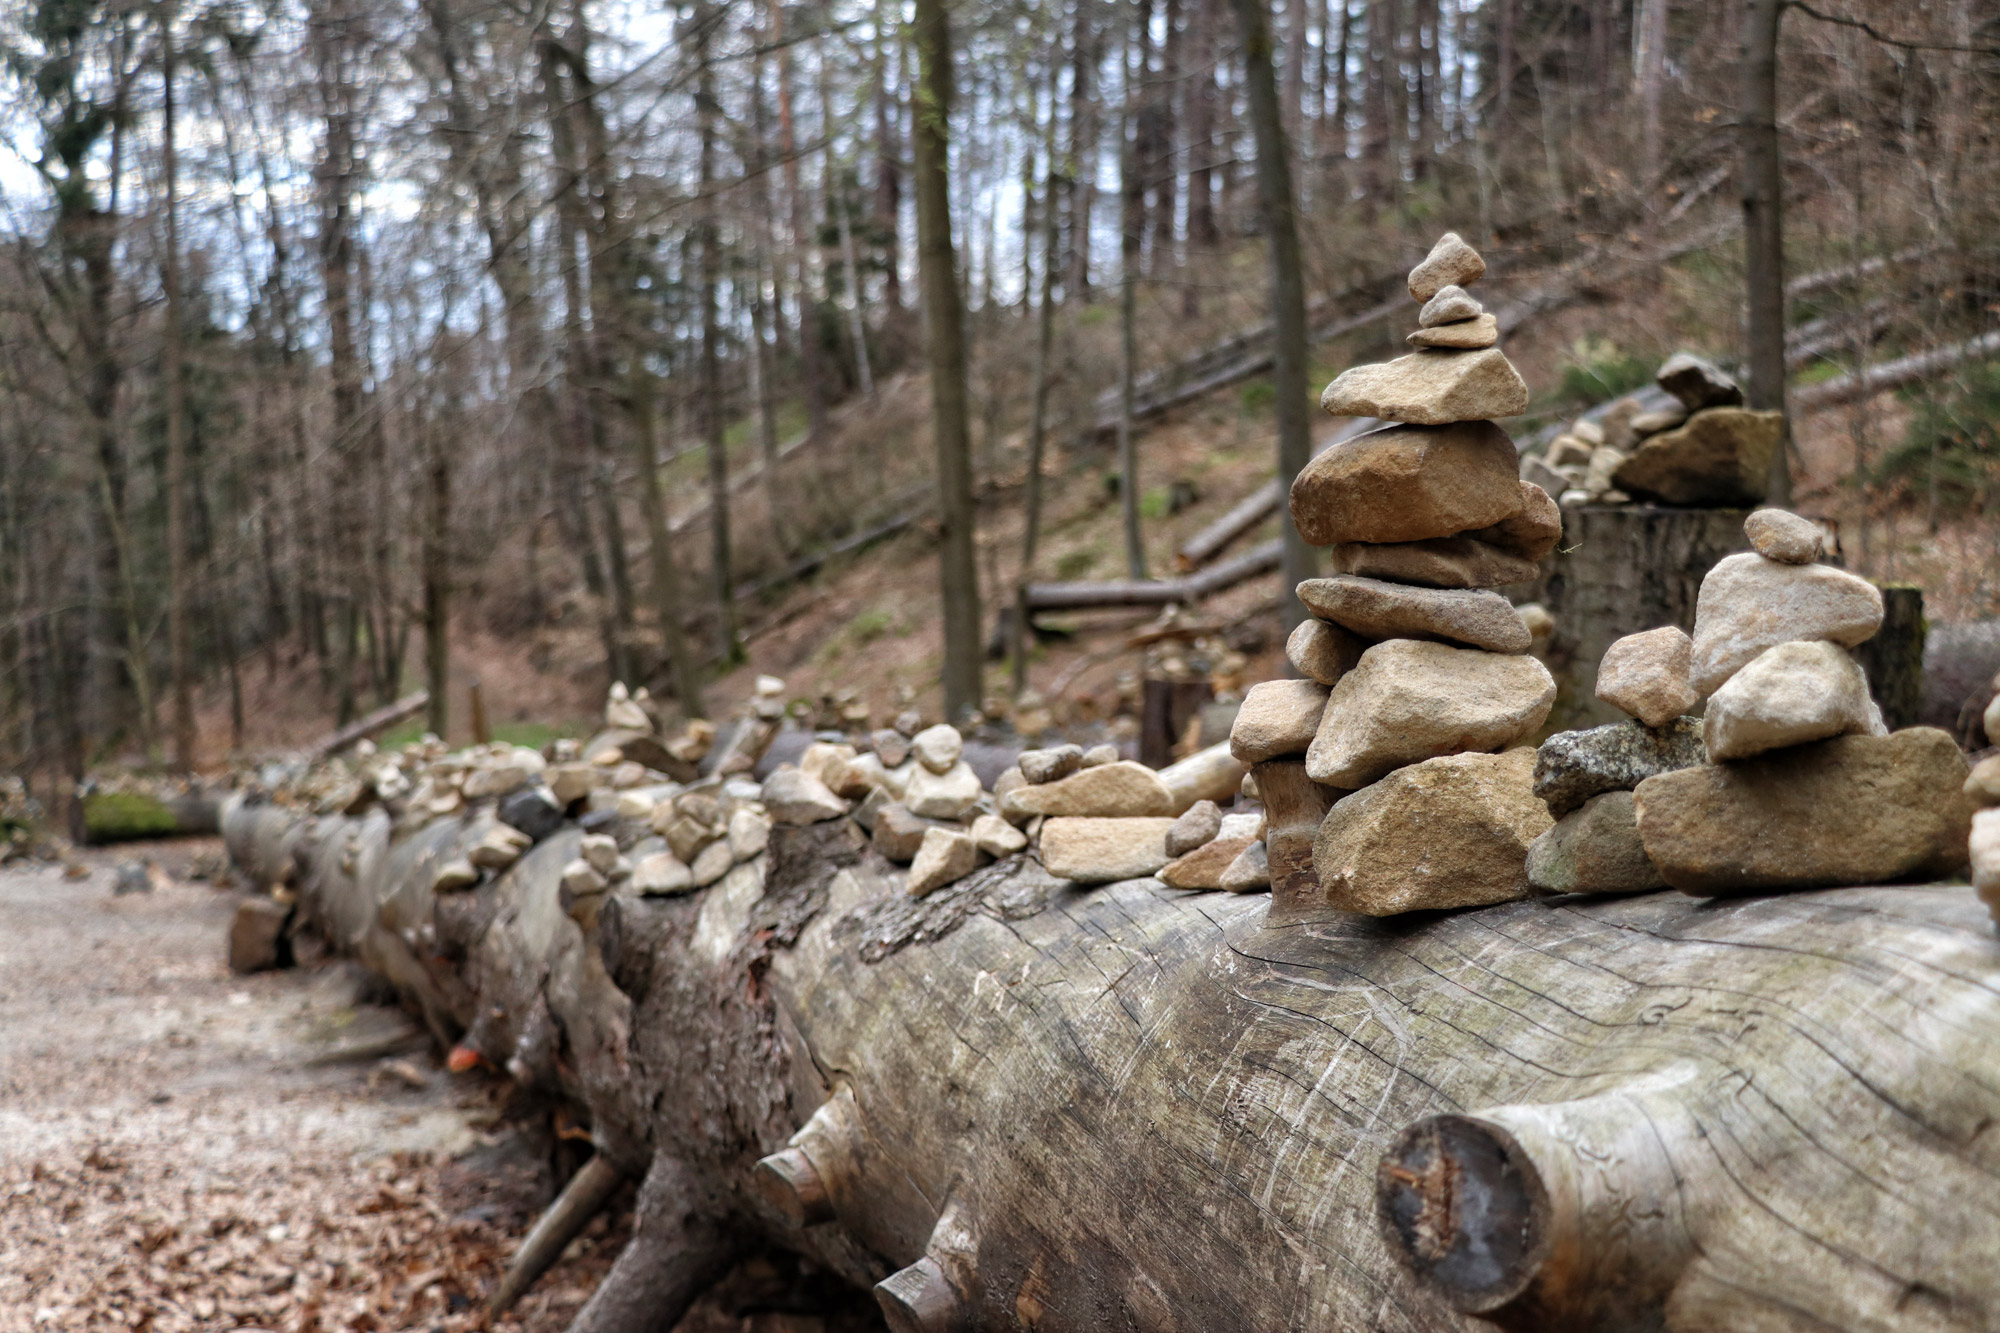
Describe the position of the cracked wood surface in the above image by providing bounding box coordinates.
[226,794,2000,1332]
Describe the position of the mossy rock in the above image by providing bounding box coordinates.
[82,791,183,844]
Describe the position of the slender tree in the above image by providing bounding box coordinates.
[1228,0,1315,629]
[910,0,982,719]
[1741,0,1792,503]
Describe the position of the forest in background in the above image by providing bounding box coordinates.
[1,0,1996,801]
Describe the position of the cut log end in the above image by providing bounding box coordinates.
[874,1256,963,1333]
[752,1146,834,1227]
[1375,1114,1551,1316]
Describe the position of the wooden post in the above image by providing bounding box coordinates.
[468,677,490,745]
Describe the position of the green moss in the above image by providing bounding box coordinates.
[82,791,180,843]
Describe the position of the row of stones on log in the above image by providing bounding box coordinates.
[221,690,2000,1333]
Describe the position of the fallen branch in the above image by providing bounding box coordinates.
[1024,538,1282,612]
[1786,244,1937,300]
[1794,329,2000,409]
[489,1154,629,1317]
[304,692,430,763]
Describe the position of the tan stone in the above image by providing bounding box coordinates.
[1467,482,1562,563]
[910,723,964,774]
[1418,285,1484,326]
[1595,626,1699,728]
[1312,748,1551,915]
[1407,313,1498,350]
[1744,508,1824,564]
[1003,761,1175,819]
[906,827,981,896]
[1630,406,1688,436]
[1690,553,1885,695]
[1307,640,1555,788]
[1324,536,1540,588]
[1038,817,1178,884]
[630,851,694,895]
[971,813,1028,858]
[1286,618,1367,687]
[1408,232,1486,302]
[1319,347,1528,425]
[1525,791,1664,895]
[1288,420,1522,546]
[431,858,479,894]
[1704,640,1876,761]
[728,807,772,861]
[1165,799,1223,857]
[871,804,939,864]
[1633,729,1975,896]
[1545,436,1594,469]
[1218,841,1272,893]
[1229,679,1331,764]
[903,760,983,819]
[1612,407,1784,507]
[689,838,734,889]
[1157,835,1257,890]
[1966,754,2000,808]
[1018,745,1084,784]
[761,767,851,825]
[1973,811,1999,917]
[1297,576,1534,654]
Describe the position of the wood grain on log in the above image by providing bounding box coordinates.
[225,788,2000,1332]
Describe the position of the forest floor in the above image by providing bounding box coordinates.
[0,842,640,1333]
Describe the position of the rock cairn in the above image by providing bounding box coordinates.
[1527,506,1978,896]
[1215,233,1563,917]
[1971,750,2000,924]
[1523,352,1784,509]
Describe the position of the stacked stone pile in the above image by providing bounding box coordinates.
[1523,352,1785,509]
[1214,233,1563,916]
[1526,507,1978,896]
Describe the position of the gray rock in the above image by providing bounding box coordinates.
[498,785,566,841]
[1534,718,1707,818]
[1656,352,1744,412]
[1286,618,1368,686]
[760,767,851,825]
[1418,284,1484,327]
[1165,799,1224,857]
[1018,744,1084,785]
[872,729,911,769]
[1297,576,1534,654]
[1526,791,1664,895]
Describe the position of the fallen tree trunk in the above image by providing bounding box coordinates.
[1023,539,1281,613]
[303,691,430,763]
[222,777,2000,1333]
[1794,329,2000,410]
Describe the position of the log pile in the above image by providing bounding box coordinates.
[220,238,2000,1332]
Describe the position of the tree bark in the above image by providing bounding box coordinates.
[1117,7,1148,581]
[695,8,741,665]
[1012,87,1066,698]
[1227,0,1317,630]
[910,0,983,721]
[772,0,829,442]
[224,781,2000,1333]
[1740,0,1791,504]
[160,1,197,771]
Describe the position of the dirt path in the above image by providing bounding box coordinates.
[0,843,623,1332]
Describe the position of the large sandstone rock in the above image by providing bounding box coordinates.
[1525,791,1664,895]
[1704,640,1877,761]
[1311,748,1552,915]
[1595,626,1699,728]
[1307,641,1555,788]
[1287,420,1522,546]
[1324,536,1541,589]
[1633,728,1975,896]
[1611,407,1783,507]
[1655,352,1744,411]
[1320,347,1529,425]
[1534,718,1707,818]
[1297,576,1534,654]
[1157,835,1257,890]
[1229,679,1331,763]
[1038,817,1177,884]
[1286,618,1368,686]
[1407,232,1486,302]
[1466,482,1562,562]
[1690,552,1885,696]
[1004,761,1175,819]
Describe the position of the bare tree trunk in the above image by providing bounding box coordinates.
[1013,91,1066,698]
[772,0,829,442]
[694,8,741,665]
[822,44,876,401]
[160,3,197,770]
[1634,0,1669,186]
[911,0,983,721]
[628,367,705,719]
[1117,9,1148,581]
[1740,0,1791,504]
[874,0,905,313]
[422,411,451,741]
[1229,0,1316,632]
[1067,0,1099,301]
